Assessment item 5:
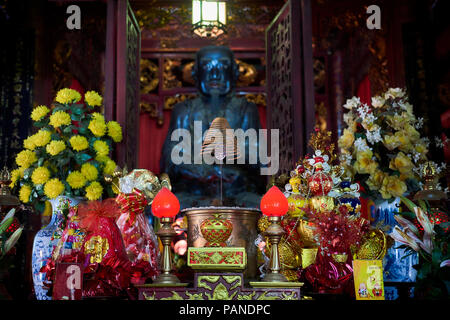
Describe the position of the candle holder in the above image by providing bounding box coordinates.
[259,186,290,283]
[154,216,181,284]
[151,187,187,286]
[263,216,288,282]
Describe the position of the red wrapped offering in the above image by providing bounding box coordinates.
[303,249,354,295]
[115,189,159,284]
[40,206,87,292]
[77,199,133,298]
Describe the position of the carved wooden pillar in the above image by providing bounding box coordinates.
[105,0,141,170]
[266,0,315,175]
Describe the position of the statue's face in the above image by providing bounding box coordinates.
[197,47,234,97]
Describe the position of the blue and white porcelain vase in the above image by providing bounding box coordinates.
[31,196,82,300]
[370,197,418,299]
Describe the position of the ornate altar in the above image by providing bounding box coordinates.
[137,272,302,301]
[136,206,303,300]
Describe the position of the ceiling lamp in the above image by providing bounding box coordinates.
[192,0,227,38]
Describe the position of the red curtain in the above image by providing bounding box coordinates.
[69,78,85,102]
[356,74,371,105]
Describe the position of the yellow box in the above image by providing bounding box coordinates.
[352,259,385,300]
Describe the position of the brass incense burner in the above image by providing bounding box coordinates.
[184,206,261,279]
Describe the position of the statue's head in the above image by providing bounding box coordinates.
[192,46,239,97]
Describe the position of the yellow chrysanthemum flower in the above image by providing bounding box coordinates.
[44,178,65,199]
[46,140,66,156]
[404,124,421,143]
[88,119,106,137]
[33,129,52,147]
[31,105,50,121]
[85,181,103,201]
[85,91,103,107]
[380,175,407,199]
[81,163,98,181]
[69,135,89,151]
[15,150,37,169]
[23,136,36,151]
[55,88,82,104]
[353,150,378,175]
[95,155,111,164]
[389,152,414,178]
[67,171,87,189]
[338,128,354,150]
[19,185,32,203]
[103,159,117,175]
[366,170,387,191]
[9,167,25,189]
[31,167,51,185]
[383,134,401,151]
[91,112,105,122]
[93,140,109,156]
[49,111,71,128]
[107,121,123,143]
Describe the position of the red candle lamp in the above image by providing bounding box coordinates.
[151,187,181,284]
[260,186,289,282]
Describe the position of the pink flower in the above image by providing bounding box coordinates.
[394,214,420,237]
[440,260,450,268]
[414,207,434,236]
[390,226,420,252]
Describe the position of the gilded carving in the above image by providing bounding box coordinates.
[185,292,204,300]
[237,292,256,300]
[242,93,266,107]
[281,292,297,300]
[205,283,238,300]
[163,59,182,89]
[197,275,220,291]
[160,291,184,300]
[164,94,196,110]
[143,292,156,300]
[257,291,281,300]
[140,59,159,94]
[222,275,241,291]
[236,60,257,87]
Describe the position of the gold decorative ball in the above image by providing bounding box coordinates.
[287,193,309,218]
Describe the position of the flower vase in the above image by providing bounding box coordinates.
[31,196,82,300]
[370,197,418,300]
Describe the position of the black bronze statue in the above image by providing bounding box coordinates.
[160,45,265,209]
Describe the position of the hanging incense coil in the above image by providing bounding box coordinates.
[201,117,241,161]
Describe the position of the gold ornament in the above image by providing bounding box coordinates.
[332,253,348,263]
[300,247,318,269]
[296,219,317,248]
[84,235,109,264]
[287,177,309,218]
[310,196,335,213]
[355,229,387,260]
[200,214,233,247]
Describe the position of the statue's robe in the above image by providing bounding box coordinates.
[160,94,265,209]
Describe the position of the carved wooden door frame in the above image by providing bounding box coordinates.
[266,0,315,175]
[105,0,141,170]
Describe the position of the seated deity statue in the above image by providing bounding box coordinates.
[160,45,265,209]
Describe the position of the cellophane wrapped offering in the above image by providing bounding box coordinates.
[78,199,133,298]
[40,205,86,291]
[115,189,159,284]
